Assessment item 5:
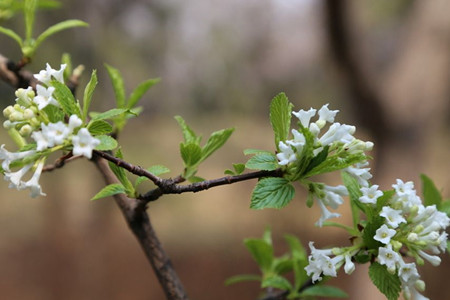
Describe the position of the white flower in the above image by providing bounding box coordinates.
[276,141,296,166]
[322,184,347,209]
[305,242,339,282]
[315,197,341,227]
[374,224,397,244]
[20,160,46,198]
[0,144,36,171]
[398,261,420,284]
[293,108,316,128]
[378,244,400,272]
[359,185,383,205]
[286,129,305,152]
[68,114,82,132]
[319,123,355,146]
[344,254,355,274]
[44,121,70,145]
[393,179,415,197]
[71,128,100,159]
[4,163,33,189]
[380,206,407,228]
[316,104,339,128]
[417,250,441,267]
[31,130,50,151]
[33,84,59,110]
[34,63,66,85]
[344,162,372,187]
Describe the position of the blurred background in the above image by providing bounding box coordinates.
[0,0,449,299]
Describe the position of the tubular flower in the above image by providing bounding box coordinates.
[71,128,100,159]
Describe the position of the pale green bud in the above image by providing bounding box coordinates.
[391,240,402,251]
[3,105,14,118]
[407,233,418,242]
[9,111,24,122]
[414,225,424,234]
[3,120,12,129]
[387,265,396,274]
[30,117,41,127]
[415,279,426,292]
[19,124,32,136]
[23,108,35,119]
[416,257,424,265]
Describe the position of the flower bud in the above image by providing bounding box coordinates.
[30,118,41,127]
[9,111,24,122]
[391,240,402,251]
[23,108,35,119]
[19,124,32,136]
[3,105,14,118]
[407,233,418,242]
[415,279,426,292]
[3,120,12,129]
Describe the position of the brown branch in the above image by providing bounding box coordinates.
[93,157,188,300]
[0,54,37,89]
[42,152,81,172]
[93,149,284,203]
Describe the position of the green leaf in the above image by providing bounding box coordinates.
[342,171,363,227]
[82,69,97,121]
[362,216,385,250]
[0,26,23,46]
[51,80,81,117]
[269,92,292,150]
[284,235,309,290]
[244,238,273,273]
[225,163,245,175]
[105,64,126,108]
[250,177,295,209]
[127,78,160,109]
[420,174,442,207]
[272,255,293,275]
[188,175,205,183]
[304,146,329,175]
[95,135,118,151]
[201,128,234,161]
[174,116,201,144]
[91,183,126,201]
[42,104,64,123]
[180,142,202,167]
[368,262,401,300]
[147,165,171,176]
[87,120,112,135]
[91,108,129,121]
[61,53,72,81]
[304,153,368,178]
[439,200,450,216]
[244,148,273,155]
[35,19,88,49]
[262,274,292,291]
[245,153,278,171]
[24,0,37,40]
[300,285,348,298]
[224,274,261,286]
[108,162,134,194]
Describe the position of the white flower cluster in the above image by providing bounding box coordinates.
[276,104,373,226]
[370,179,449,300]
[1,63,100,197]
[304,179,449,299]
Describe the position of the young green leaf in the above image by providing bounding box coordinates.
[24,0,37,40]
[225,163,245,175]
[244,238,274,273]
[82,69,97,121]
[94,135,118,151]
[35,19,88,49]
[105,64,126,108]
[270,92,292,150]
[261,274,292,291]
[300,285,348,298]
[51,80,81,117]
[147,165,171,176]
[368,262,401,300]
[272,255,293,275]
[180,142,202,167]
[243,148,273,156]
[420,174,442,207]
[91,108,129,121]
[201,128,234,161]
[0,26,23,46]
[174,116,201,144]
[250,177,295,209]
[245,153,278,171]
[342,171,363,227]
[127,78,160,109]
[224,274,261,286]
[87,120,112,135]
[303,146,329,175]
[362,216,385,250]
[42,104,64,123]
[61,53,72,81]
[284,234,309,290]
[91,183,126,201]
[108,161,134,194]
